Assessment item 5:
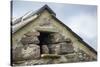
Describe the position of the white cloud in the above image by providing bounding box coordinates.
[65,13,97,50]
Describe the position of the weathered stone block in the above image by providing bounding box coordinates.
[41,45,49,54]
[21,44,40,60]
[24,31,40,37]
[66,38,72,43]
[60,42,74,54]
[13,44,40,61]
[64,53,79,62]
[12,47,23,61]
[46,33,66,44]
[49,44,61,54]
[49,42,74,54]
[21,36,39,45]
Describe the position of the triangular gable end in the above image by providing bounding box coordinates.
[12,4,97,63]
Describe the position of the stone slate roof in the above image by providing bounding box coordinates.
[12,4,97,54]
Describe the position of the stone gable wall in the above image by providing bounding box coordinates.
[12,10,97,66]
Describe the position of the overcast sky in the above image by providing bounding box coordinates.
[12,1,97,50]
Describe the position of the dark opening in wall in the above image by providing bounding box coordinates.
[38,32,52,54]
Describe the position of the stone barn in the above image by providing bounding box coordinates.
[11,5,97,66]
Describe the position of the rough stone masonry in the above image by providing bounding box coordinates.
[12,30,95,66]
